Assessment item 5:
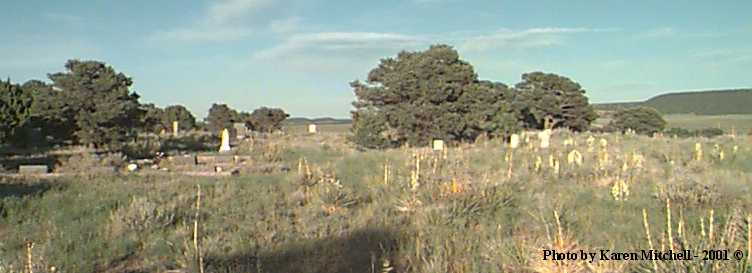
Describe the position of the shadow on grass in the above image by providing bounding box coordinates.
[0,179,59,199]
[204,228,403,273]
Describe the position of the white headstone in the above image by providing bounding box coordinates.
[219,128,231,152]
[432,139,444,151]
[308,124,317,133]
[172,121,179,136]
[538,129,551,149]
[509,134,520,149]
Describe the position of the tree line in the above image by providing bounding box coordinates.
[349,44,671,149]
[349,44,601,149]
[0,60,288,150]
[2,45,669,151]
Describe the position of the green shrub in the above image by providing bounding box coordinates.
[608,106,666,135]
[665,127,692,138]
[697,127,724,138]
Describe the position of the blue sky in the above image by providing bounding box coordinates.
[2,0,750,118]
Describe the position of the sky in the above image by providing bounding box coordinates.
[2,0,751,118]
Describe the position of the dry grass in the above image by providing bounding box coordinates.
[0,130,751,272]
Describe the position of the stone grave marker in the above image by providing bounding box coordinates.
[18,165,49,174]
[432,139,444,151]
[219,128,231,152]
[509,134,520,149]
[233,122,248,139]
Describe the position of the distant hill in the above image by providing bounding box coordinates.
[285,117,352,125]
[594,89,752,115]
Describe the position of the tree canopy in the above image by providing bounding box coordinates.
[0,79,33,142]
[206,103,238,133]
[163,105,196,131]
[608,106,666,135]
[247,107,289,133]
[514,72,597,131]
[46,60,143,147]
[350,44,520,148]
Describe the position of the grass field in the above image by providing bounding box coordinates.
[592,114,752,135]
[1,130,751,273]
[289,114,752,136]
[283,123,351,134]
[663,114,752,133]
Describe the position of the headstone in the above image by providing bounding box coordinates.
[563,137,574,147]
[567,150,583,166]
[169,155,197,165]
[219,128,231,152]
[233,122,248,139]
[18,165,49,174]
[172,121,179,136]
[694,143,702,161]
[308,124,317,134]
[538,129,551,149]
[432,139,444,151]
[197,155,234,164]
[509,134,520,149]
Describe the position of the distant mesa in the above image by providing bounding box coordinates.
[594,88,752,115]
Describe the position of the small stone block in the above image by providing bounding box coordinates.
[18,165,49,174]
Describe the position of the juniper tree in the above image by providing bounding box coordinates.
[514,72,597,131]
[0,79,33,143]
[48,60,143,148]
[350,44,519,148]
[247,107,288,133]
[163,105,196,131]
[608,106,666,135]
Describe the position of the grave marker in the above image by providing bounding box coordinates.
[219,128,231,152]
[18,165,49,174]
[432,139,444,151]
[509,134,520,149]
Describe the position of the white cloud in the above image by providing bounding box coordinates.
[150,0,275,42]
[206,0,274,25]
[256,27,608,59]
[636,27,675,39]
[692,48,752,65]
[412,0,451,3]
[269,17,303,34]
[152,26,253,42]
[43,12,84,26]
[0,39,102,80]
[459,27,609,52]
[248,27,616,80]
[253,32,427,59]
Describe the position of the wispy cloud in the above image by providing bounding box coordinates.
[150,0,275,42]
[206,0,274,25]
[0,39,102,77]
[458,27,613,52]
[254,32,427,59]
[269,17,303,34]
[692,48,752,65]
[43,12,84,26]
[635,27,675,39]
[155,26,253,42]
[256,27,612,59]
[411,0,453,3]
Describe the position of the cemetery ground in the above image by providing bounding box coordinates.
[1,129,752,273]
